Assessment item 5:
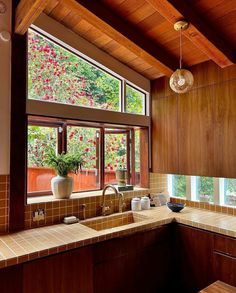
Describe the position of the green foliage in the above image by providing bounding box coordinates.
[173,175,186,197]
[226,179,236,193]
[126,85,144,114]
[105,133,127,170]
[43,150,85,177]
[28,29,120,110]
[198,177,214,196]
[67,126,98,170]
[28,126,57,167]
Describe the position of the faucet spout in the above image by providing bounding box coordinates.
[101,185,125,216]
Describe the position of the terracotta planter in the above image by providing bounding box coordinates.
[51,176,73,199]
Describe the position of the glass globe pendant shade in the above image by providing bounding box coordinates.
[169,68,194,94]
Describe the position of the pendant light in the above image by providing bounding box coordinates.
[169,20,194,94]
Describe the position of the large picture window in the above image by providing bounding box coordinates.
[28,28,147,115]
[26,27,150,198]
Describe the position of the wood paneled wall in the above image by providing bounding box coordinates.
[151,61,236,178]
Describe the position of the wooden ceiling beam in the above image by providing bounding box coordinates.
[146,0,235,68]
[61,0,179,77]
[15,0,49,34]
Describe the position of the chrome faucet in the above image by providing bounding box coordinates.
[101,185,125,216]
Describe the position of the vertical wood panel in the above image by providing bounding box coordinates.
[152,78,178,173]
[10,0,27,232]
[214,80,236,178]
[140,128,149,187]
[178,88,215,176]
[151,61,236,178]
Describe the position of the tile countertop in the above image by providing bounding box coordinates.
[0,206,236,269]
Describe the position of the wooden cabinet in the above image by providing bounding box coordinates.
[174,224,215,293]
[152,77,178,174]
[0,265,23,293]
[213,234,236,287]
[178,89,215,176]
[1,223,236,293]
[23,246,93,293]
[151,62,236,178]
[93,225,172,293]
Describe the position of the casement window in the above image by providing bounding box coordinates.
[26,26,150,198]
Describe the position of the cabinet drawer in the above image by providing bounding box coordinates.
[214,234,236,257]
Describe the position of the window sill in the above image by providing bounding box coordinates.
[27,187,149,205]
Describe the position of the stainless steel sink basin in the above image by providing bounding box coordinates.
[80,211,149,231]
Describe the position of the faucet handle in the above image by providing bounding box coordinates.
[101,204,111,216]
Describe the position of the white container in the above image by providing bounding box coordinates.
[141,196,151,210]
[51,175,73,199]
[131,197,141,211]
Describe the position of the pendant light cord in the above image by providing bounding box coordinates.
[179,29,182,69]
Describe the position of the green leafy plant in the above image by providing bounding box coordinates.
[43,150,85,177]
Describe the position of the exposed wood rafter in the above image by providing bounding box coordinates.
[60,0,179,76]
[146,0,235,68]
[15,0,49,34]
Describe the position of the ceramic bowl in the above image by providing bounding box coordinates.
[166,202,185,212]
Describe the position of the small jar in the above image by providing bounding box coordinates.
[141,196,151,210]
[131,197,141,211]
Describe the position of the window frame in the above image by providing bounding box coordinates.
[28,27,148,116]
[168,174,236,208]
[27,117,143,197]
[10,13,150,231]
[125,82,147,115]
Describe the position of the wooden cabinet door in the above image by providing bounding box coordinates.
[93,225,172,293]
[178,88,215,176]
[152,94,179,174]
[0,265,23,293]
[214,79,236,178]
[23,246,93,293]
[175,224,214,293]
[213,252,236,287]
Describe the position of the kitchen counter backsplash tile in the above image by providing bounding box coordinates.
[150,172,236,216]
[0,175,9,234]
[24,189,149,229]
[0,172,235,234]
[171,197,236,216]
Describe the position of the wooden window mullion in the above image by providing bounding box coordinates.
[100,128,105,189]
[130,129,136,186]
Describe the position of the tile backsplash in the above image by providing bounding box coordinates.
[0,172,235,234]
[24,189,149,229]
[149,173,168,194]
[0,175,9,234]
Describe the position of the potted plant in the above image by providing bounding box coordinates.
[44,150,85,199]
[115,164,127,187]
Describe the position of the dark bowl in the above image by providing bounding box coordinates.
[166,202,185,213]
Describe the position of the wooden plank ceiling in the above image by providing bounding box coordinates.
[16,0,236,80]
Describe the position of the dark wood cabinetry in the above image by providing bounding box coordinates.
[0,223,236,293]
[213,234,236,287]
[94,225,172,293]
[23,246,93,293]
[175,224,236,293]
[174,224,215,293]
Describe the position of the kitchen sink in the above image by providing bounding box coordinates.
[80,211,149,231]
